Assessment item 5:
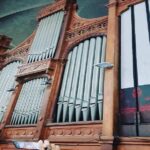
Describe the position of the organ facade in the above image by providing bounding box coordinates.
[0,0,150,150]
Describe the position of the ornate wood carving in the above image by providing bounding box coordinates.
[16,59,51,77]
[16,59,64,77]
[60,10,108,58]
[43,123,102,143]
[37,0,66,20]
[1,127,36,140]
[3,32,35,66]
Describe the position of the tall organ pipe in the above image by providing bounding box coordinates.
[10,78,47,125]
[56,36,106,123]
[0,61,21,122]
[27,11,64,63]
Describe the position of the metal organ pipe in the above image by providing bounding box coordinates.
[75,40,89,122]
[27,11,64,63]
[10,78,47,125]
[120,1,150,132]
[56,36,106,123]
[0,61,21,122]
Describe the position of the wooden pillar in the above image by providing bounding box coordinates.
[101,0,119,150]
[34,61,65,140]
[0,82,23,133]
[55,1,76,59]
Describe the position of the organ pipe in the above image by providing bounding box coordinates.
[27,11,64,63]
[56,36,106,123]
[10,78,47,125]
[0,61,21,122]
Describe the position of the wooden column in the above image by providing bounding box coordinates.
[55,1,76,59]
[101,0,119,150]
[33,60,65,140]
[0,82,23,134]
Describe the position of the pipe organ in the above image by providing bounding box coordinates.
[27,11,64,63]
[56,36,106,123]
[0,61,21,122]
[2,0,150,150]
[120,0,150,136]
[10,77,48,125]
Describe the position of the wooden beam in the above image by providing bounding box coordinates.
[101,0,119,149]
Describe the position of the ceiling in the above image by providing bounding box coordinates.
[0,0,108,47]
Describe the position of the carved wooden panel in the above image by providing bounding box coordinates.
[3,32,35,66]
[0,144,17,150]
[43,123,102,143]
[2,127,36,140]
[37,0,66,20]
[16,59,51,77]
[16,59,63,77]
[61,9,108,58]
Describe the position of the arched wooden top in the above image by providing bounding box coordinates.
[63,33,107,59]
[118,0,144,14]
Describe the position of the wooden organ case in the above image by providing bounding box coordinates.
[1,0,150,150]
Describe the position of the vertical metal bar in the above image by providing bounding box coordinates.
[40,17,50,54]
[90,37,102,121]
[82,38,96,121]
[98,36,106,120]
[56,53,72,122]
[27,79,37,124]
[75,40,90,122]
[68,43,83,122]
[21,80,35,124]
[31,78,42,124]
[11,81,27,125]
[17,81,29,125]
[32,78,46,123]
[51,11,64,57]
[46,13,58,58]
[145,0,150,41]
[48,12,60,58]
[63,47,78,122]
[29,21,43,55]
[131,6,139,136]
[34,19,45,55]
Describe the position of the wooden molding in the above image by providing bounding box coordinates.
[2,32,35,67]
[118,0,144,14]
[37,0,66,20]
[43,123,102,143]
[1,127,36,140]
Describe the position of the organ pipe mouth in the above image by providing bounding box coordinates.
[94,62,113,69]
[41,79,52,85]
[7,85,16,92]
[7,88,15,92]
